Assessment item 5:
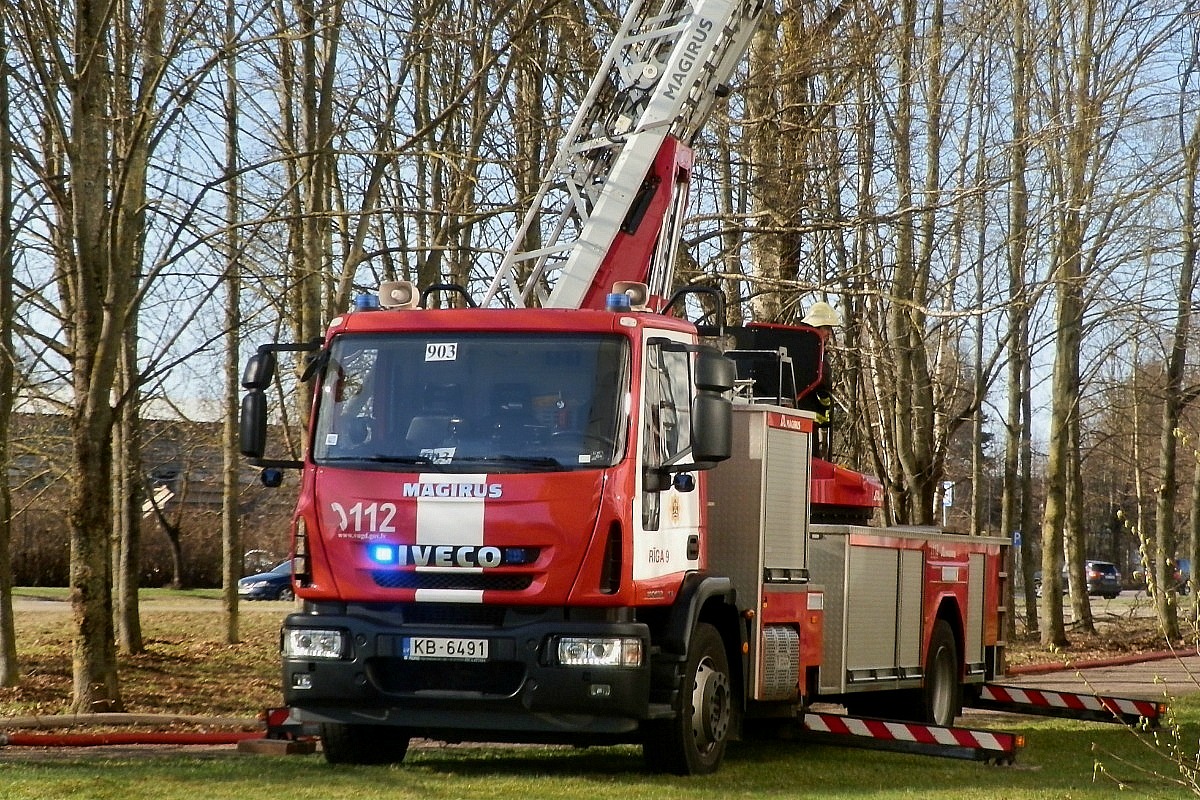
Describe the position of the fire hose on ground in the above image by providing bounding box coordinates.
[0,711,315,752]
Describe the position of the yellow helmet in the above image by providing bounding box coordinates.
[802,301,841,328]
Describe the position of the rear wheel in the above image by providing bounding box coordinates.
[921,620,961,727]
[863,619,961,725]
[644,622,732,775]
[320,723,410,765]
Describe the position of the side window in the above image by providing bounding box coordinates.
[644,343,693,467]
[314,346,378,455]
[642,340,693,529]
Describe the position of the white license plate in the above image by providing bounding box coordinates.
[402,636,489,662]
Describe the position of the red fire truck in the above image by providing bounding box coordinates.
[240,0,1011,774]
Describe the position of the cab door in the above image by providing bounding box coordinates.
[632,330,703,585]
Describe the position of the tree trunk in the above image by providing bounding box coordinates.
[0,10,18,684]
[222,0,242,645]
[112,354,144,654]
[1066,408,1094,633]
[883,0,939,524]
[1037,320,1076,649]
[1153,63,1200,638]
[69,417,122,712]
[1003,0,1037,637]
[65,0,124,714]
[1183,50,1200,625]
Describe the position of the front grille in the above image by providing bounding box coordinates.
[369,657,525,696]
[400,604,508,626]
[371,570,532,592]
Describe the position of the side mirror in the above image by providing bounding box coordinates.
[692,348,733,464]
[695,349,735,393]
[240,391,268,459]
[241,350,277,391]
[691,393,731,463]
[643,468,672,493]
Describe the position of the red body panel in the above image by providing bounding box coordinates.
[293,306,700,609]
[761,588,824,700]
[810,457,885,510]
[297,469,605,605]
[843,527,1006,653]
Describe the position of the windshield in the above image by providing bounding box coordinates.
[311,332,629,472]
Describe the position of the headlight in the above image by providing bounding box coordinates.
[246,580,269,589]
[555,636,643,668]
[283,628,346,659]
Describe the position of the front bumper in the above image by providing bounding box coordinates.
[238,586,279,600]
[281,605,657,742]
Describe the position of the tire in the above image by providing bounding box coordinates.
[320,723,410,765]
[921,620,961,727]
[277,586,295,602]
[644,622,733,775]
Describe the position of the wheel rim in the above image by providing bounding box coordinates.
[690,657,731,752]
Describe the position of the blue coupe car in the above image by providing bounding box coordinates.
[237,560,295,601]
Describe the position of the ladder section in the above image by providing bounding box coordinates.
[481,0,768,310]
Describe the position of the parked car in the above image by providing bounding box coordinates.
[1033,560,1122,600]
[1174,558,1190,596]
[237,559,295,601]
[1131,560,1189,595]
[1080,560,1122,599]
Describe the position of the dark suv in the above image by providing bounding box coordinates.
[1079,560,1122,599]
[1034,559,1123,599]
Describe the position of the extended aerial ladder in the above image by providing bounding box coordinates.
[481,0,767,311]
[480,0,883,519]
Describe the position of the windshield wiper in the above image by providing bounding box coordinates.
[318,454,445,468]
[458,455,564,471]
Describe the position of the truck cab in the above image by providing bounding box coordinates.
[241,299,741,771]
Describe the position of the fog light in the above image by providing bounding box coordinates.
[292,673,313,690]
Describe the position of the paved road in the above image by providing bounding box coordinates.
[1004,652,1200,701]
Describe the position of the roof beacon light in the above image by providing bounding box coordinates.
[606,293,632,312]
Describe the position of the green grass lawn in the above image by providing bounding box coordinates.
[2,711,1197,800]
[2,591,1197,798]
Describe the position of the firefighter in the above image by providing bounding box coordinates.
[799,301,840,459]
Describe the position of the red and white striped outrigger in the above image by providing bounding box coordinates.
[970,684,1167,727]
[796,682,1165,765]
[802,712,1025,764]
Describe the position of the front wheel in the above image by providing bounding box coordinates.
[320,723,410,765]
[644,622,733,775]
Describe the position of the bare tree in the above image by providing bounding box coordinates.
[1001,0,1039,637]
[222,0,243,645]
[1155,26,1200,637]
[0,4,18,687]
[4,0,231,710]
